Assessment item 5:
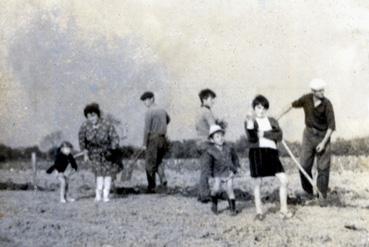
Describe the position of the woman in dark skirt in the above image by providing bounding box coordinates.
[245,95,292,220]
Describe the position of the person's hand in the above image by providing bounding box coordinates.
[142,145,147,150]
[83,150,89,162]
[316,142,326,153]
[245,112,254,123]
[257,131,264,138]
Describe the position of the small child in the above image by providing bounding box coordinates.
[204,124,240,216]
[46,141,78,203]
[245,95,292,220]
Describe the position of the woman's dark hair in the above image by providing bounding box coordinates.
[199,88,216,104]
[252,95,269,110]
[83,103,101,118]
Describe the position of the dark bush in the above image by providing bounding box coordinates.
[0,136,368,163]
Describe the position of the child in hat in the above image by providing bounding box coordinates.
[245,95,292,220]
[203,124,240,216]
[46,141,78,203]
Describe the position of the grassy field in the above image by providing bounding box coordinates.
[0,156,368,246]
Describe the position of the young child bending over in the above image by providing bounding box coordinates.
[46,141,78,203]
[245,95,292,220]
[204,124,240,216]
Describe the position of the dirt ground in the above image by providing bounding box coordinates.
[0,157,368,247]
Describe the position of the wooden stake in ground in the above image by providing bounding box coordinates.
[31,152,37,191]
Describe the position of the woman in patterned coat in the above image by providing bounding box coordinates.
[78,103,120,202]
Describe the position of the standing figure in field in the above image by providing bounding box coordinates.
[79,103,120,202]
[286,79,335,207]
[204,124,240,216]
[141,91,170,193]
[46,141,78,203]
[245,95,292,220]
[195,88,217,203]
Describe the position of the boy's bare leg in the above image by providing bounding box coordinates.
[57,174,66,203]
[64,177,75,202]
[226,179,235,200]
[253,178,262,215]
[226,179,237,215]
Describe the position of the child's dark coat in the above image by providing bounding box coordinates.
[46,152,78,174]
[203,143,240,178]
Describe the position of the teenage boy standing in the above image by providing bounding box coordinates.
[195,88,217,202]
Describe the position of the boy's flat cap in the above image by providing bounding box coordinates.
[140,91,154,100]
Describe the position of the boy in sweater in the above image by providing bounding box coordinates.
[203,124,240,216]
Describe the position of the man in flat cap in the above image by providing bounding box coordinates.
[140,91,170,193]
[285,79,335,207]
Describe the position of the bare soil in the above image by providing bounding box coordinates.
[0,157,368,247]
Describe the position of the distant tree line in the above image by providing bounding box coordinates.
[1,136,368,162]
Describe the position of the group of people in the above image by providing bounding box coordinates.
[47,78,335,220]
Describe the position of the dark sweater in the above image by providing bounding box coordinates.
[143,105,170,146]
[46,152,78,174]
[291,93,336,131]
[245,117,283,148]
[203,143,240,177]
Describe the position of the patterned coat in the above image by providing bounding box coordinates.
[78,118,120,177]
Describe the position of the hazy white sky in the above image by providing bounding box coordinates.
[1,0,369,148]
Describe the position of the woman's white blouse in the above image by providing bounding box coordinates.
[255,117,277,149]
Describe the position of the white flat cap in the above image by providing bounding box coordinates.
[309,78,327,90]
[209,124,224,137]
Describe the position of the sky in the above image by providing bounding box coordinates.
[1,0,369,148]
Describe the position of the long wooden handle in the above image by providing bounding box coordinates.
[73,151,85,159]
[281,140,323,197]
[277,106,293,121]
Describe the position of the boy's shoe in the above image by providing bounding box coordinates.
[146,188,156,194]
[319,197,328,207]
[198,195,211,203]
[228,199,238,216]
[211,196,218,215]
[279,210,293,219]
[60,199,67,203]
[66,197,75,202]
[254,213,265,221]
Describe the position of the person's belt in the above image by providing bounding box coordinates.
[148,133,166,137]
[306,126,327,135]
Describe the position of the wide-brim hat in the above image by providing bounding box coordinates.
[309,79,327,90]
[209,124,225,138]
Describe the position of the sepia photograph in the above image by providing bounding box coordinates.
[0,0,369,246]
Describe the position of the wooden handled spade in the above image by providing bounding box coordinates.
[276,106,323,198]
